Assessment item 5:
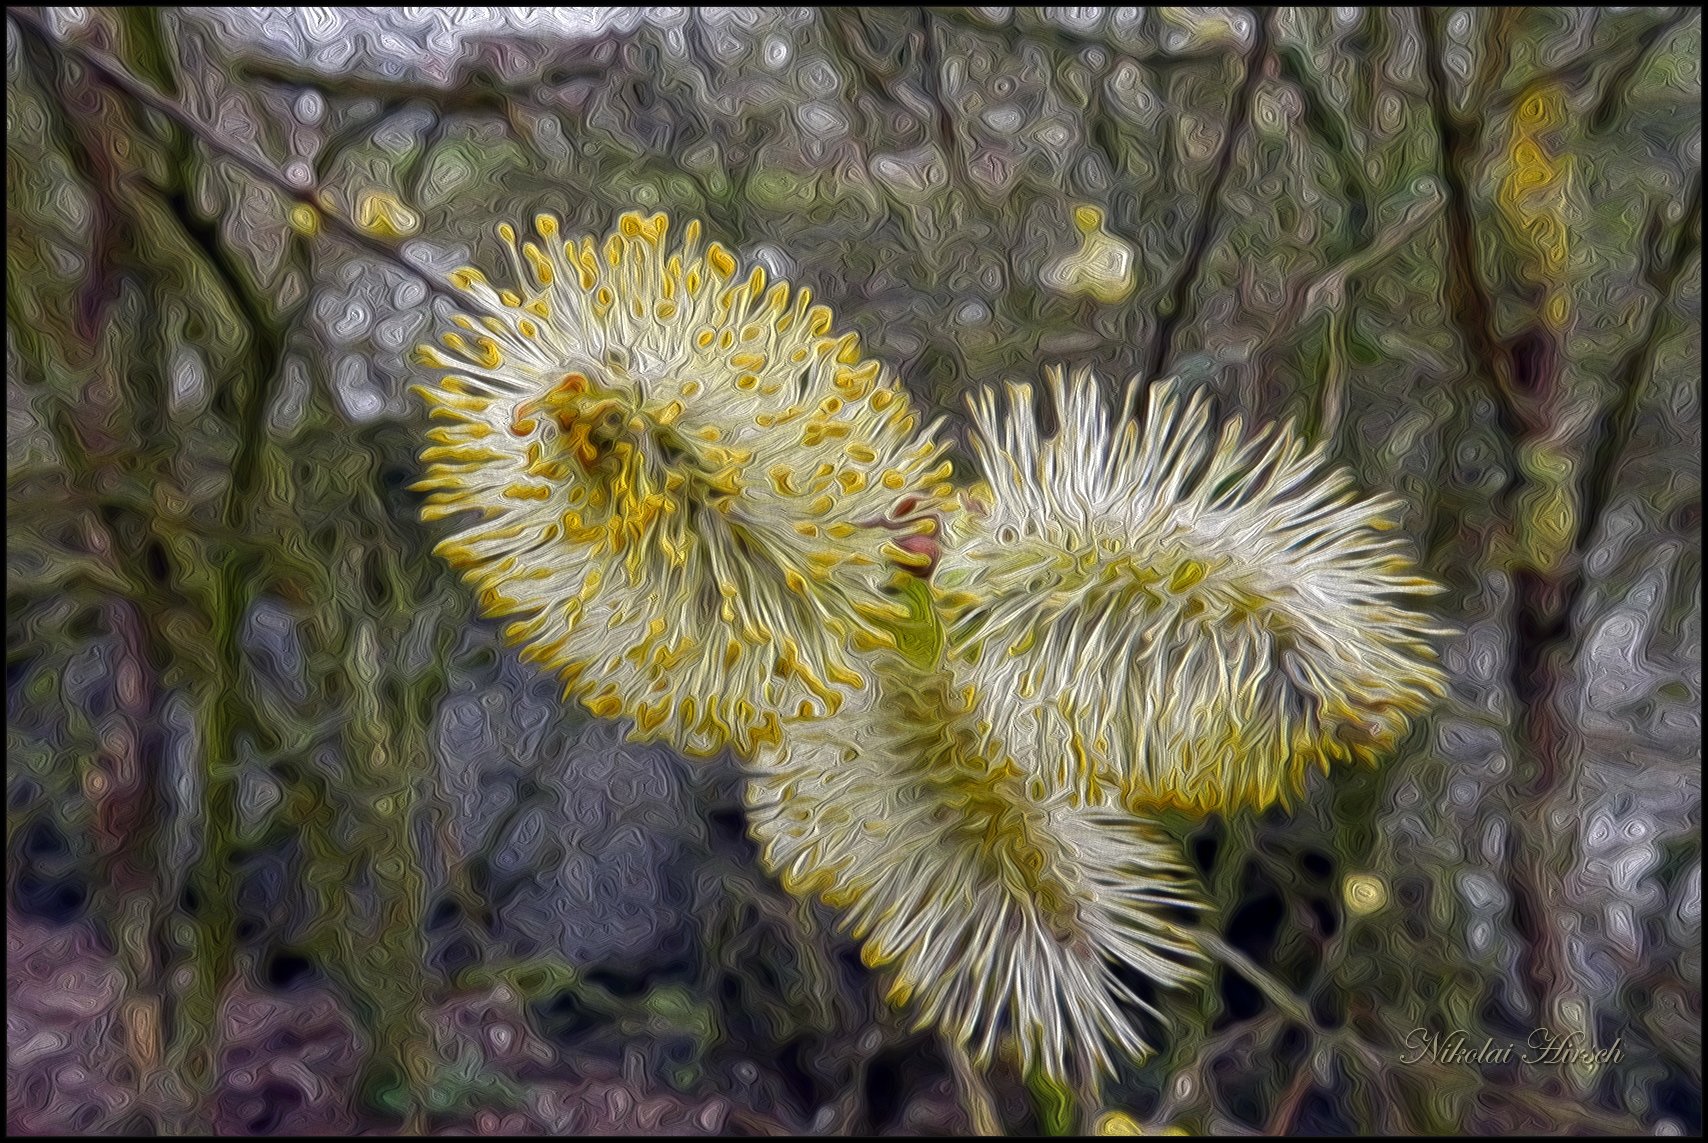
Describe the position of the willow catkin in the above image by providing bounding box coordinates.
[745,660,1205,1087]
[412,211,951,756]
[935,366,1448,814]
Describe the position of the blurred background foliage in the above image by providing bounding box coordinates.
[6,6,1701,1135]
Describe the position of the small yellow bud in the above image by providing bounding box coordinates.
[1094,1110,1189,1135]
[1095,1111,1144,1135]
[1043,206,1136,303]
[355,189,420,239]
[288,204,321,236]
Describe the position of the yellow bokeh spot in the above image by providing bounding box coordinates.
[1344,872,1387,916]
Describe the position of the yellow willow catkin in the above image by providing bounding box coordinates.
[744,660,1206,1089]
[935,366,1449,815]
[412,211,951,756]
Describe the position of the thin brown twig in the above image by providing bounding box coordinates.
[1273,33,1372,245]
[1467,9,1689,128]
[916,10,965,189]
[240,51,568,180]
[1417,6,1532,441]
[1573,174,1702,558]
[1197,932,1320,1032]
[1264,1057,1317,1136]
[1196,929,1407,1101]
[1587,10,1690,133]
[1255,178,1445,439]
[822,9,910,114]
[1143,7,1273,382]
[234,54,602,111]
[1151,1011,1284,1127]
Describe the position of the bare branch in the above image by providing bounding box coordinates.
[1143,7,1273,382]
[237,47,605,178]
[1587,10,1690,133]
[1572,174,1702,598]
[1417,7,1533,441]
[916,11,964,181]
[822,8,907,100]
[237,56,534,111]
[1273,36,1372,245]
[1472,10,1690,128]
[1253,176,1446,439]
[1471,7,1523,116]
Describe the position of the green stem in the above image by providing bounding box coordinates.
[1023,1065,1075,1136]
